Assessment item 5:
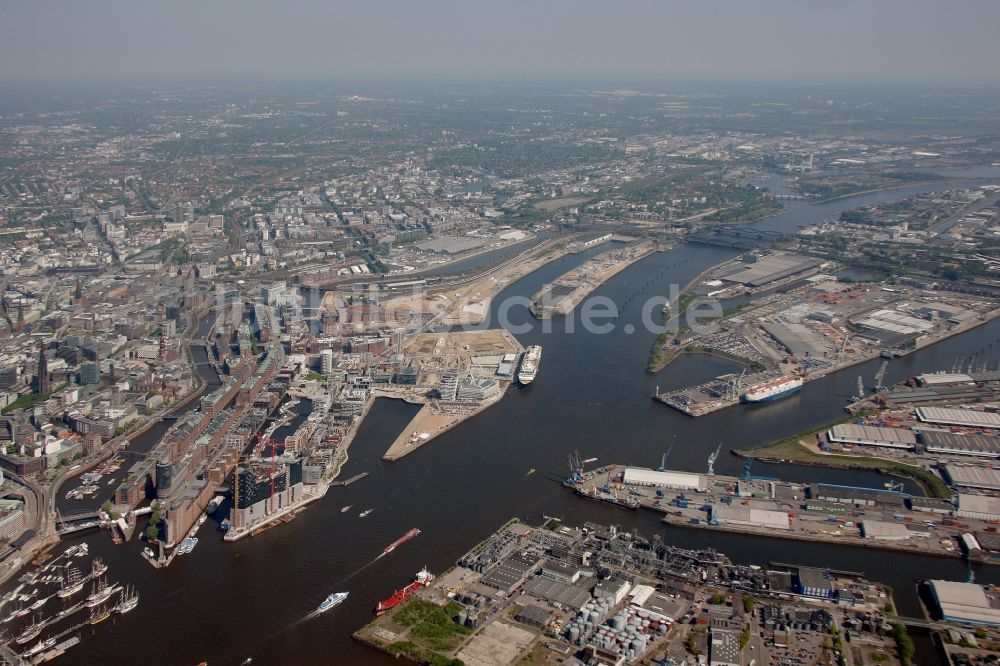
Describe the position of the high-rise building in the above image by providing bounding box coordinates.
[36,344,49,395]
[79,362,100,385]
[320,348,334,374]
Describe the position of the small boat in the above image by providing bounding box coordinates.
[359,509,374,518]
[341,505,352,513]
[316,592,349,614]
[526,468,535,476]
[143,547,155,559]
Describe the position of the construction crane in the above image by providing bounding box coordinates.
[707,444,722,476]
[873,360,888,392]
[658,438,676,472]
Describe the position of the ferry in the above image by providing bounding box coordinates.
[359,509,374,518]
[177,537,199,555]
[206,496,225,514]
[740,376,803,403]
[316,591,349,614]
[518,345,542,385]
[375,567,434,616]
[382,528,420,556]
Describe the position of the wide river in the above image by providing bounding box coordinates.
[39,176,1000,665]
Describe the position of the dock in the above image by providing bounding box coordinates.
[332,472,369,487]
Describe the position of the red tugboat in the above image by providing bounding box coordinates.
[382,528,421,556]
[375,567,435,616]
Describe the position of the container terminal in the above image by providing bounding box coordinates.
[353,518,904,666]
[649,252,1000,417]
[565,458,1000,563]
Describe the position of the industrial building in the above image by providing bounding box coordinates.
[928,580,1000,627]
[944,466,1000,492]
[522,577,591,611]
[621,468,706,492]
[919,430,1000,458]
[710,503,791,530]
[956,494,1000,522]
[917,407,1000,429]
[826,424,917,450]
[860,520,912,541]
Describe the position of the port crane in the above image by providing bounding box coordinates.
[855,376,865,402]
[873,360,888,392]
[658,437,676,472]
[740,457,777,482]
[566,450,586,483]
[707,444,722,476]
[883,481,905,493]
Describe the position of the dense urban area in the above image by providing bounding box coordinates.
[0,80,999,666]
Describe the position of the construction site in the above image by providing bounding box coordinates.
[530,240,659,319]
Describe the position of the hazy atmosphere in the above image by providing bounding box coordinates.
[2,0,999,83]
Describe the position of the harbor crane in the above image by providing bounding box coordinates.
[707,444,722,476]
[873,360,889,392]
[855,376,865,402]
[883,481,905,493]
[658,437,676,472]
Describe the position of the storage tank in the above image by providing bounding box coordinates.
[457,611,468,626]
[568,626,580,643]
[612,615,626,630]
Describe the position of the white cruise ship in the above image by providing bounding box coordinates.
[741,376,803,403]
[518,346,542,385]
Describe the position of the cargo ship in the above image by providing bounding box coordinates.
[740,376,803,403]
[383,528,420,555]
[518,346,542,385]
[375,567,435,616]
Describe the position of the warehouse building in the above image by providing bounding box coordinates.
[622,467,706,492]
[809,484,905,509]
[917,407,1000,430]
[826,424,917,450]
[793,567,835,599]
[956,494,1000,522]
[860,520,912,541]
[722,254,823,288]
[710,503,791,530]
[928,580,1000,627]
[944,466,1000,492]
[919,430,1000,458]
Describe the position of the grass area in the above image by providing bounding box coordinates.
[390,599,471,660]
[744,415,952,499]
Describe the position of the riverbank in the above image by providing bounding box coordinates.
[734,414,952,499]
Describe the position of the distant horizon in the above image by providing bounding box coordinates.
[2,1,999,86]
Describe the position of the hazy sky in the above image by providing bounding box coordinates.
[2,0,999,84]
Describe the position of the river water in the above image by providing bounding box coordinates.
[36,176,1000,665]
